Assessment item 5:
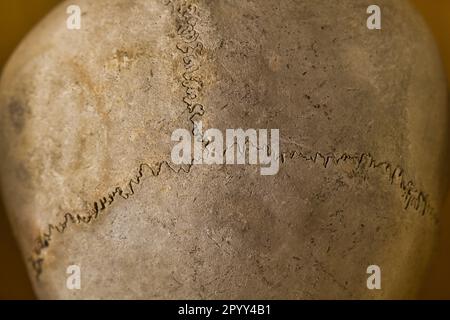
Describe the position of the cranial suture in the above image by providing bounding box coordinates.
[0,0,447,299]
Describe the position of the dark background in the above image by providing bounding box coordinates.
[0,0,449,299]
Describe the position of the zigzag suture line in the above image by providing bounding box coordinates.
[164,0,206,135]
[279,151,433,217]
[29,0,435,280]
[29,149,435,279]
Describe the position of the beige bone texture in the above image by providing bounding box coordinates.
[0,0,448,299]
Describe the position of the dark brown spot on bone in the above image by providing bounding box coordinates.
[8,99,27,133]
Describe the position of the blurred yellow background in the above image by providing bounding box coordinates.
[0,0,449,299]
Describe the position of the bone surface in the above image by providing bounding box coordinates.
[0,0,448,299]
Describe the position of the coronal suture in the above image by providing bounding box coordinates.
[29,149,435,279]
[28,0,435,281]
[29,161,193,279]
[279,150,433,216]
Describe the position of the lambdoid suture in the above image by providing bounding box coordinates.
[0,0,448,299]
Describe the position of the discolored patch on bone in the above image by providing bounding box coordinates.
[8,99,28,133]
